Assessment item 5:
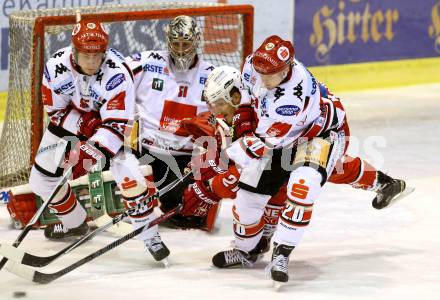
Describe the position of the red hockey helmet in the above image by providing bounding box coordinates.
[72,20,109,53]
[252,35,295,75]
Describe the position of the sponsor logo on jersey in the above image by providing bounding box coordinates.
[109,48,125,62]
[199,77,207,85]
[205,66,215,71]
[152,78,164,91]
[54,80,74,95]
[52,50,64,59]
[274,87,285,102]
[148,52,165,61]
[260,96,269,117]
[54,63,69,78]
[266,122,292,137]
[293,80,303,101]
[160,100,197,136]
[275,105,300,116]
[143,63,168,75]
[107,91,126,110]
[311,76,317,95]
[131,52,142,61]
[105,73,125,91]
[105,59,120,69]
[243,73,250,82]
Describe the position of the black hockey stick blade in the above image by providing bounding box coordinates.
[5,205,181,284]
[0,167,72,270]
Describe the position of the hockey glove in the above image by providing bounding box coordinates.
[240,134,272,159]
[232,104,258,139]
[182,180,221,217]
[65,141,104,179]
[189,149,228,181]
[77,110,102,138]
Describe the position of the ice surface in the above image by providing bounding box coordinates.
[0,84,439,300]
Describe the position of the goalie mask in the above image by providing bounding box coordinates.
[165,15,201,71]
[203,66,243,117]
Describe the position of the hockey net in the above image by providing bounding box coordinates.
[0,2,253,188]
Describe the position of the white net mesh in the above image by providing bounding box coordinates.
[0,2,252,187]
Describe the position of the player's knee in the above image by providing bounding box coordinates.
[287,166,322,205]
[233,189,269,225]
[232,205,265,239]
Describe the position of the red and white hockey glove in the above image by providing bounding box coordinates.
[240,134,272,159]
[210,164,240,199]
[77,110,102,138]
[232,104,258,139]
[189,149,229,181]
[181,181,221,217]
[65,142,104,179]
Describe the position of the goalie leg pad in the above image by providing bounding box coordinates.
[232,189,270,252]
[274,166,321,247]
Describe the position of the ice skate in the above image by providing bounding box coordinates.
[212,248,257,268]
[372,171,414,209]
[44,222,89,240]
[265,243,295,289]
[144,232,170,266]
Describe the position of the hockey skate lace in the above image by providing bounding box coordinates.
[265,254,288,275]
[224,249,254,267]
[53,223,68,234]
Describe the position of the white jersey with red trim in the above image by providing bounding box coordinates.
[126,50,214,155]
[41,46,135,155]
[241,56,324,148]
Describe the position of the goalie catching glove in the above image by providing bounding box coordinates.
[181,180,221,217]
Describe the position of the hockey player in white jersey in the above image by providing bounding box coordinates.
[126,15,215,229]
[29,19,169,262]
[200,37,408,285]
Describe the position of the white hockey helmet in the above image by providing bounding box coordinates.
[203,65,243,108]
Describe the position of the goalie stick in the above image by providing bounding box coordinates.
[0,167,73,271]
[0,170,192,268]
[5,204,183,284]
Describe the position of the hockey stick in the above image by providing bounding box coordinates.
[5,204,183,284]
[0,170,192,268]
[0,167,73,271]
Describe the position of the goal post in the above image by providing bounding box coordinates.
[0,3,254,188]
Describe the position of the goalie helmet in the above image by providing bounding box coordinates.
[252,35,294,75]
[203,66,243,108]
[165,15,201,71]
[72,19,109,53]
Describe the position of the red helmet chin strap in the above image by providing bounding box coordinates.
[252,35,295,75]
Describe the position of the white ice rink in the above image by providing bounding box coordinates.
[0,84,439,300]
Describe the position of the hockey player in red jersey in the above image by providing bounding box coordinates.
[27,19,169,263]
[189,36,408,285]
[126,15,215,229]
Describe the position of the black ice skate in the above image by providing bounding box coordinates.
[44,222,89,240]
[372,171,413,209]
[265,243,295,288]
[212,248,257,268]
[249,235,272,257]
[144,233,170,263]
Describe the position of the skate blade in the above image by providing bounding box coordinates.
[161,258,170,268]
[273,280,285,291]
[387,185,415,208]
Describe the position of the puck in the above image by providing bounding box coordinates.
[13,291,27,298]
